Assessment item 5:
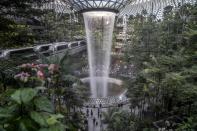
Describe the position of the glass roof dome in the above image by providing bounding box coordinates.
[44,0,196,19]
[63,0,130,13]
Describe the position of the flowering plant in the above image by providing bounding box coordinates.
[14,63,60,87]
[14,72,30,82]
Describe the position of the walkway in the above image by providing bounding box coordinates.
[82,103,131,131]
[83,107,106,131]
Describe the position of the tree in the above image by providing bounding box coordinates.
[38,51,89,130]
[41,11,85,43]
[103,108,135,131]
[0,88,65,131]
[124,3,197,130]
[0,0,50,48]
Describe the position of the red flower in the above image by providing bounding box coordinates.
[37,70,45,80]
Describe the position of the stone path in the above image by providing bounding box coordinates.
[82,107,106,131]
[82,104,130,131]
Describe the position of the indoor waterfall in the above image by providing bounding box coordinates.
[83,11,116,98]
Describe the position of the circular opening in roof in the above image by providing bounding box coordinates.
[83,11,116,17]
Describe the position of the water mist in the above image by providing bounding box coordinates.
[83,11,115,98]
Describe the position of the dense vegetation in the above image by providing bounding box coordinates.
[122,3,197,130]
[0,0,84,49]
[0,53,89,131]
[0,1,196,131]
[102,2,197,131]
[0,0,47,48]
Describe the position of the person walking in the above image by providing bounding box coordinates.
[91,109,93,117]
[93,117,96,125]
[86,108,89,117]
[98,108,100,118]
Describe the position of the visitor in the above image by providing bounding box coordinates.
[165,120,171,130]
[91,109,93,116]
[84,119,88,125]
[86,108,89,117]
[93,117,96,125]
[98,108,100,117]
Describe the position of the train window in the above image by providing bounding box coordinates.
[71,42,78,47]
[40,46,50,52]
[80,41,87,46]
[10,48,35,58]
[57,45,68,51]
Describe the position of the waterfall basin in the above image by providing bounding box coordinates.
[81,77,128,107]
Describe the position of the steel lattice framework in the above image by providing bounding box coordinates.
[62,0,130,13]
[120,0,196,18]
[41,0,72,14]
[42,0,196,18]
[84,96,129,108]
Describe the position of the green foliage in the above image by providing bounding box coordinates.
[11,88,37,104]
[125,3,197,130]
[0,20,34,48]
[176,116,197,131]
[0,88,65,131]
[38,52,89,130]
[34,96,53,113]
[103,108,135,131]
[41,11,85,43]
[0,0,49,48]
[0,52,88,130]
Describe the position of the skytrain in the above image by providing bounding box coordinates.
[0,40,87,60]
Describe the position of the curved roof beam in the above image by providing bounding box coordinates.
[119,0,195,19]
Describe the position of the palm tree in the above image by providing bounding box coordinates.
[37,51,90,130]
[103,108,135,131]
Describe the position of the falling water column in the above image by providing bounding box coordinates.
[83,11,116,98]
